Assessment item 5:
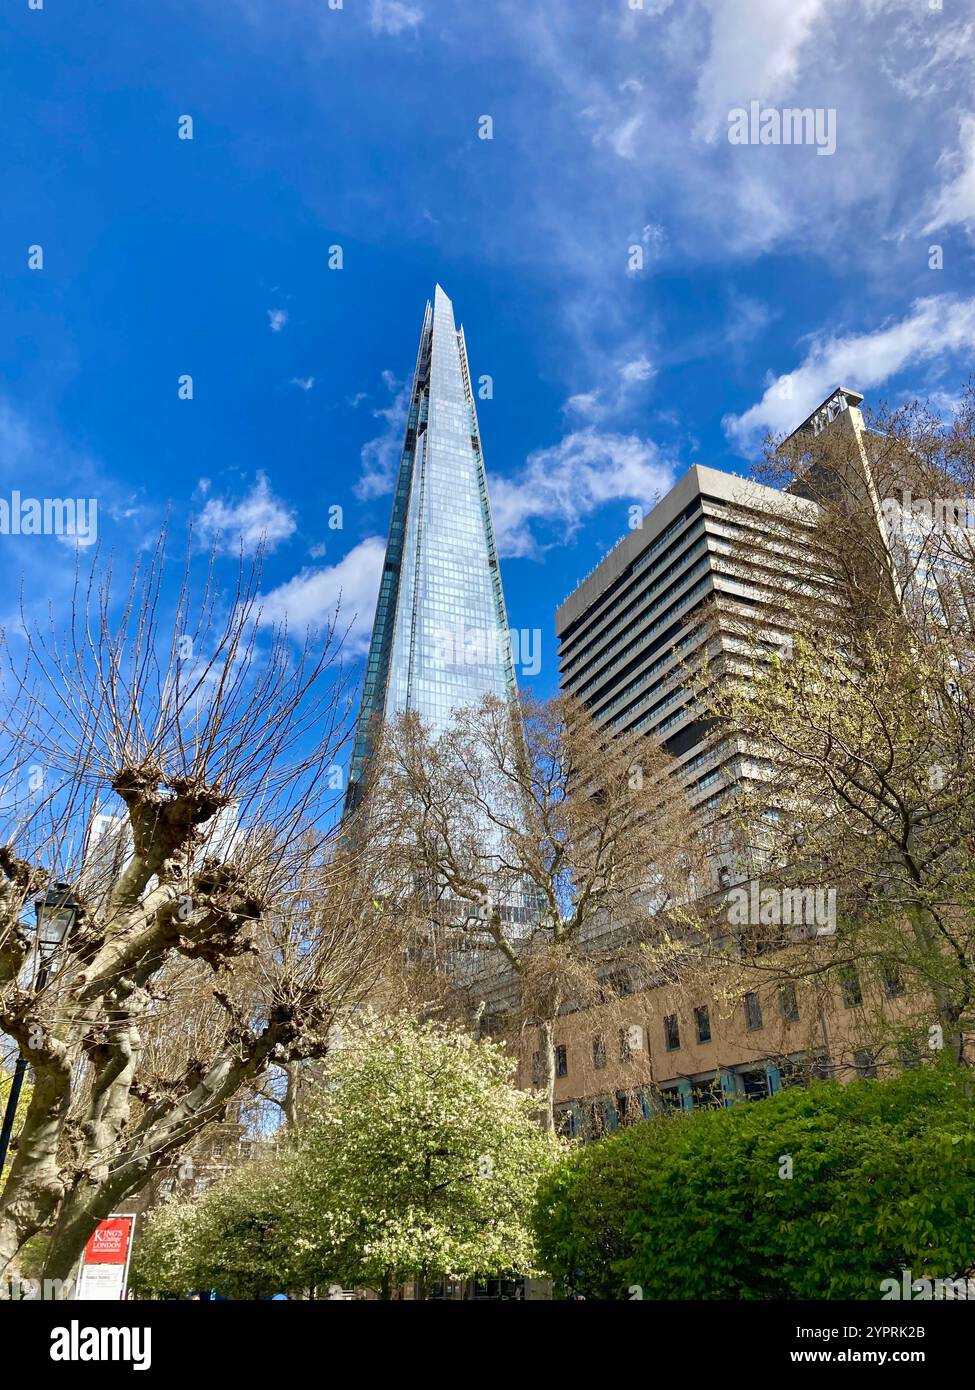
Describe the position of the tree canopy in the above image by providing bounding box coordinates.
[132,1014,559,1298]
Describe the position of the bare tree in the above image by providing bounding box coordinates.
[369,692,705,1131]
[0,535,396,1284]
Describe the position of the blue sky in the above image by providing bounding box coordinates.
[2,0,974,704]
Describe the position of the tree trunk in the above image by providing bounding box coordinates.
[0,1063,72,1279]
[907,906,967,1064]
[40,1022,290,1283]
[282,1062,301,1128]
[538,1017,557,1134]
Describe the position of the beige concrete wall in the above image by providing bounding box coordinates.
[506,967,924,1121]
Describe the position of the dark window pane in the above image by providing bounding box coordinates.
[854,1049,877,1079]
[744,991,763,1031]
[841,969,862,1008]
[779,985,800,1023]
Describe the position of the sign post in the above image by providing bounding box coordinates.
[75,1214,137,1301]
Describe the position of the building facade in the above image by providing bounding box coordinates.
[555,461,818,835]
[529,389,917,1134]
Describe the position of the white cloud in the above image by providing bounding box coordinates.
[370,0,422,37]
[693,0,829,143]
[562,352,656,423]
[290,376,315,391]
[923,114,975,236]
[257,536,385,654]
[565,391,601,419]
[267,309,289,333]
[491,427,676,560]
[195,472,296,554]
[724,295,975,447]
[495,0,975,282]
[619,355,654,385]
[355,372,410,500]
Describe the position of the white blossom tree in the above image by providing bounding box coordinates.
[132,1014,558,1300]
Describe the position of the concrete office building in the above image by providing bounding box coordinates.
[516,388,914,1135]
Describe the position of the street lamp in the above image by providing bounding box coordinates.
[0,883,78,1183]
[33,883,79,986]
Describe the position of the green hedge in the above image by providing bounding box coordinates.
[534,1064,975,1299]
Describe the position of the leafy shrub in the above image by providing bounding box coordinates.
[534,1063,975,1299]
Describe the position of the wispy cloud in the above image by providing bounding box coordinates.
[692,0,829,143]
[923,114,975,236]
[290,376,315,391]
[257,535,385,654]
[564,353,656,423]
[195,472,296,554]
[724,295,975,447]
[491,427,676,560]
[267,308,289,333]
[370,0,422,37]
[355,371,410,500]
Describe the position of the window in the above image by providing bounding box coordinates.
[809,1052,832,1081]
[694,1005,711,1044]
[840,968,862,1008]
[744,991,763,1031]
[690,1075,722,1109]
[776,1057,802,1089]
[779,985,800,1023]
[898,1042,920,1071]
[882,964,905,998]
[741,1068,770,1101]
[664,1014,680,1051]
[555,1105,579,1139]
[584,1100,606,1138]
[854,1049,877,1079]
[604,970,632,998]
[618,1028,632,1063]
[556,1044,568,1078]
[592,1035,607,1070]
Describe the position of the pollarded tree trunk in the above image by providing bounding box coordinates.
[0,536,392,1287]
[0,1041,74,1278]
[39,1009,310,1285]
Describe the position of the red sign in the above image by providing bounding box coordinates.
[84,1217,133,1266]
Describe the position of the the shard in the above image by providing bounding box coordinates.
[345,285,516,813]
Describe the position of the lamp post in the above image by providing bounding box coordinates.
[0,884,78,1183]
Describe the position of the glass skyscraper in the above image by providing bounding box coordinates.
[344,285,517,813]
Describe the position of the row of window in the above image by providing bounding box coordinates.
[554,1047,894,1140]
[536,965,907,1079]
